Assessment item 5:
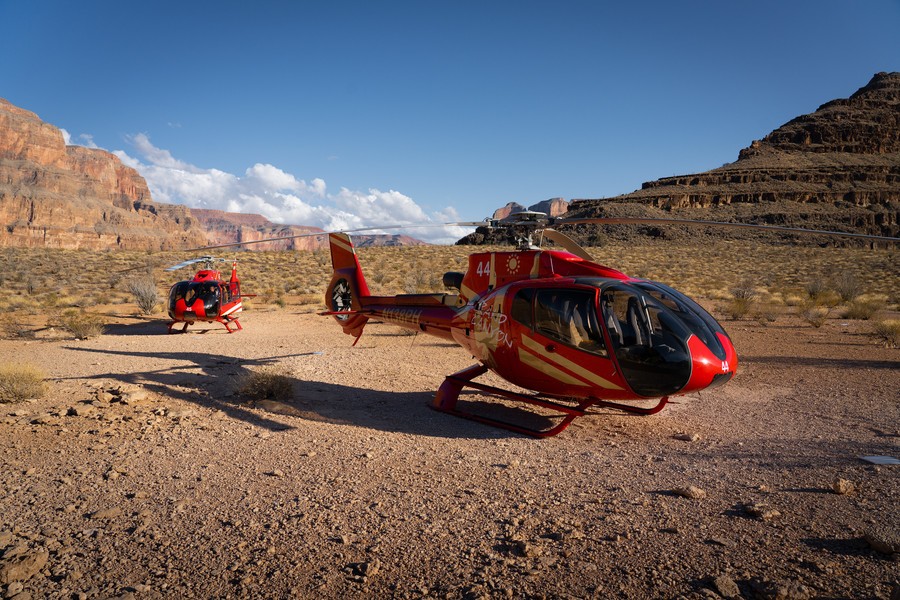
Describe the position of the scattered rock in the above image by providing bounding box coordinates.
[672,485,706,500]
[743,502,781,521]
[67,404,96,417]
[712,574,741,598]
[90,507,123,520]
[864,526,899,554]
[832,478,855,495]
[674,432,701,442]
[0,549,49,584]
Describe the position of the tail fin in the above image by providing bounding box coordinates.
[325,233,370,340]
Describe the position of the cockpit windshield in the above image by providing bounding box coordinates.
[600,284,692,397]
[632,281,728,360]
[168,282,221,316]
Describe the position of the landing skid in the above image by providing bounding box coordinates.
[432,364,669,438]
[167,316,243,334]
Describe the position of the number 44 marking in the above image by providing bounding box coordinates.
[476,260,490,277]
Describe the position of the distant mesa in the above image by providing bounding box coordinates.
[492,198,570,221]
[464,71,900,245]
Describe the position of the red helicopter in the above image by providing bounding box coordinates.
[192,214,896,436]
[165,256,249,333]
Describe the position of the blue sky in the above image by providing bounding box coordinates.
[2,1,899,242]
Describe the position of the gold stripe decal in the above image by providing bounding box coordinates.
[332,236,355,255]
[518,348,586,386]
[521,335,623,390]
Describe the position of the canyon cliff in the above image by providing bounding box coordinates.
[0,99,207,250]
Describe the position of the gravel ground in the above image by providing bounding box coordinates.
[1,308,898,599]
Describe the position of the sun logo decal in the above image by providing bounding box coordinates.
[506,255,520,274]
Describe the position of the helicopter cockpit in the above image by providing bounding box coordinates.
[511,279,730,398]
[168,281,222,318]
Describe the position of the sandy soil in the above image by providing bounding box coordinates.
[1,307,898,599]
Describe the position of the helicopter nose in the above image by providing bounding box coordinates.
[683,333,737,393]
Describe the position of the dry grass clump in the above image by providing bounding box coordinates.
[872,320,900,348]
[57,309,106,339]
[235,366,294,402]
[842,298,882,320]
[799,303,830,328]
[832,271,861,303]
[0,363,47,403]
[725,279,758,320]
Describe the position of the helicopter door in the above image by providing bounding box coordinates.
[600,285,692,397]
[502,286,621,396]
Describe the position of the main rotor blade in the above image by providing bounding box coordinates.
[165,256,216,271]
[183,221,483,252]
[541,228,594,260]
[555,217,899,243]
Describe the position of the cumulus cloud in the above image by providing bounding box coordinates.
[111,134,469,244]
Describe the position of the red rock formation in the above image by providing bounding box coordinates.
[0,98,207,250]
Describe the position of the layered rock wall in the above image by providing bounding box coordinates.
[0,98,207,250]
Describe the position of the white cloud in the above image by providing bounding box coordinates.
[110,134,470,244]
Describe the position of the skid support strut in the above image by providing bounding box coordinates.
[432,364,671,438]
[432,364,591,438]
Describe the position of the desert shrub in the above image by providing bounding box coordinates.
[842,299,881,320]
[799,303,830,328]
[0,363,47,403]
[235,367,294,402]
[58,309,106,339]
[751,305,779,325]
[872,320,900,348]
[725,280,757,320]
[0,315,35,339]
[832,271,861,303]
[805,279,829,302]
[127,277,160,314]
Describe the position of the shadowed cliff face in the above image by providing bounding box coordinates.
[462,72,900,246]
[0,98,207,251]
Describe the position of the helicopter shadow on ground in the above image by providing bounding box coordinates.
[62,346,315,432]
[288,379,564,439]
[60,346,540,439]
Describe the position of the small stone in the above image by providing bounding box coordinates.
[67,404,96,417]
[712,575,741,599]
[674,432,701,442]
[0,549,49,584]
[90,507,123,520]
[267,469,285,478]
[744,502,781,521]
[672,485,706,500]
[832,478,855,495]
[119,390,150,405]
[864,526,899,554]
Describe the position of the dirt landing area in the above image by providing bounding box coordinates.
[1,310,898,599]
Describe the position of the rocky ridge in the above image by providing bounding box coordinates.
[463,72,900,246]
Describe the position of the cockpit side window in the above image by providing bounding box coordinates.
[531,289,607,357]
[511,288,534,329]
